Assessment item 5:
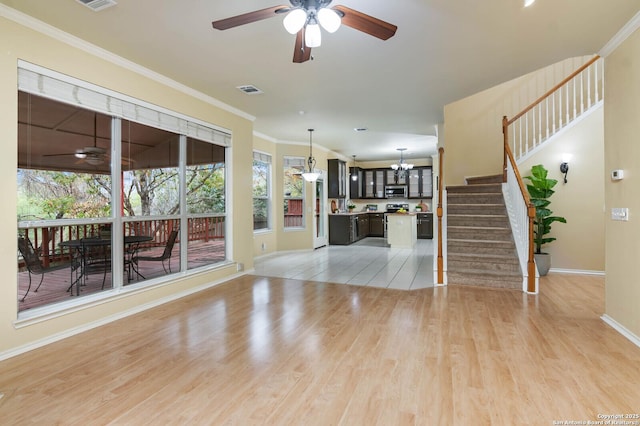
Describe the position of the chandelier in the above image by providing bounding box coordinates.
[301,128,320,182]
[390,148,413,177]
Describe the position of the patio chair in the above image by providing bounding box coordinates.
[132,229,179,275]
[17,236,69,302]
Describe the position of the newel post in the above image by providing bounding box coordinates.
[502,116,509,182]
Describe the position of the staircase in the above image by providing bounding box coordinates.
[446,174,522,290]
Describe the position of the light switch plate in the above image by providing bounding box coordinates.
[611,208,629,221]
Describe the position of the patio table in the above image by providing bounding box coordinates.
[60,235,153,295]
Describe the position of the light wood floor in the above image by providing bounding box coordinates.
[0,273,638,424]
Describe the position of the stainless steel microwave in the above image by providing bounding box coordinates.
[385,185,407,198]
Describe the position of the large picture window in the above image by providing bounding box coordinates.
[16,64,230,313]
[283,156,305,229]
[253,152,271,231]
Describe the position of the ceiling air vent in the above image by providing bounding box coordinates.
[236,85,263,95]
[76,0,117,12]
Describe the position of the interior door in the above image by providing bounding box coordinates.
[314,174,327,248]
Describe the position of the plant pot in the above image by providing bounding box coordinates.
[534,253,551,276]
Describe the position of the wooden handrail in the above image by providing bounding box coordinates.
[437,147,444,284]
[503,116,536,292]
[508,55,600,125]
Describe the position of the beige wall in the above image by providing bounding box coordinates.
[603,27,640,338]
[443,56,594,186]
[518,107,605,272]
[1,17,254,354]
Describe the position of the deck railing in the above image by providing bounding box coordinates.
[18,216,225,268]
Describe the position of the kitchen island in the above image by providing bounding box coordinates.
[386,213,417,248]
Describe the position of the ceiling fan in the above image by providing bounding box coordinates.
[211,1,397,63]
[43,112,108,165]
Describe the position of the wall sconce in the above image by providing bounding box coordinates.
[560,153,572,183]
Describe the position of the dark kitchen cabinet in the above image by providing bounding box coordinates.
[357,214,369,239]
[349,167,363,199]
[329,215,352,245]
[328,159,347,198]
[417,213,433,239]
[329,214,369,245]
[363,169,386,198]
[368,213,385,237]
[408,167,433,199]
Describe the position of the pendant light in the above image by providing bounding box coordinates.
[302,128,320,182]
[351,155,358,181]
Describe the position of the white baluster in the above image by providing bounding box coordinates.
[525,111,529,154]
[572,78,578,120]
[559,85,563,128]
[552,90,556,133]
[545,97,550,140]
[587,65,592,107]
[595,59,600,102]
[531,108,536,148]
[565,82,570,126]
[519,118,523,158]
[580,71,584,114]
[538,102,542,145]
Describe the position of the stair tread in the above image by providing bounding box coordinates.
[448,238,516,245]
[448,225,510,230]
[448,214,508,218]
[449,252,519,261]
[448,268,522,277]
[448,203,504,207]
[448,192,503,195]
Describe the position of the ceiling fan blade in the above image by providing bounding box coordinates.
[212,5,289,30]
[332,5,397,40]
[293,30,312,63]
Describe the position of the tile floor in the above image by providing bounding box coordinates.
[253,238,435,290]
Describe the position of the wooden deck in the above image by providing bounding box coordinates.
[17,240,226,312]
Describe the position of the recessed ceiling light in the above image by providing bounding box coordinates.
[524,0,535,7]
[354,127,368,132]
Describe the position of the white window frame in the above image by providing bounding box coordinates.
[253,151,272,232]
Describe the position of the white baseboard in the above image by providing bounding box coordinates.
[601,314,640,349]
[548,268,605,276]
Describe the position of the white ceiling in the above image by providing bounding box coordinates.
[2,0,639,161]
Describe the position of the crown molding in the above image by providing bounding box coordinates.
[0,4,255,122]
[599,9,640,57]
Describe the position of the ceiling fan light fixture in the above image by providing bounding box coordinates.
[75,152,87,159]
[317,7,341,33]
[283,8,308,34]
[85,156,104,166]
[305,22,322,47]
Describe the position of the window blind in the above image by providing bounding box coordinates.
[18,63,231,146]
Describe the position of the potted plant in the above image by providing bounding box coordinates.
[524,164,567,276]
[347,202,356,212]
